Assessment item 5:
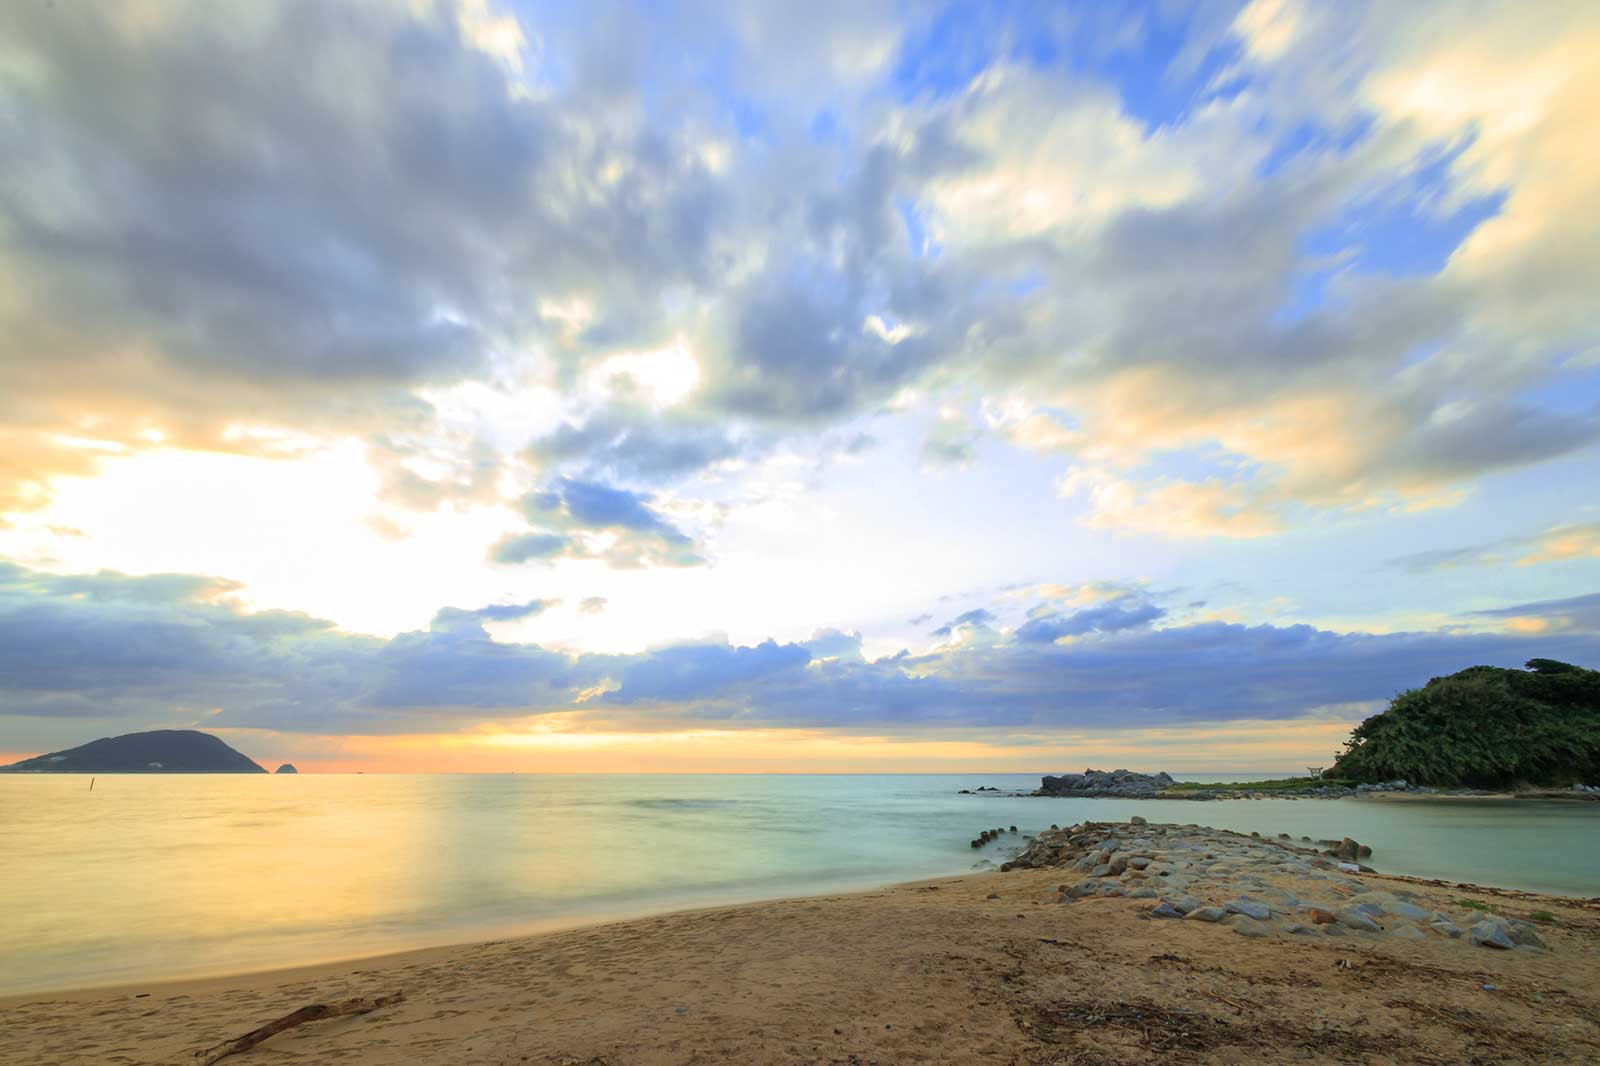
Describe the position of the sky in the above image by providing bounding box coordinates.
[1,0,1598,773]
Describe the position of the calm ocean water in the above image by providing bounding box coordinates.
[2,772,1596,995]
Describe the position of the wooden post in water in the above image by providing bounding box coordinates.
[89,777,95,791]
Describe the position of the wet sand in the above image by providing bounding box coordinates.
[3,822,1597,1065]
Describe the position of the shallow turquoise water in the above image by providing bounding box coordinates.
[1,773,1595,994]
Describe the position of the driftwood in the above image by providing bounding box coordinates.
[192,991,403,1065]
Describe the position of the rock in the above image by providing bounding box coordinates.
[1225,899,1271,921]
[1288,924,1320,936]
[1091,864,1113,878]
[1429,919,1462,939]
[1309,908,1337,924]
[1228,916,1273,938]
[1163,894,1201,915]
[1384,901,1432,921]
[1389,925,1427,941]
[1469,920,1515,949]
[1186,906,1227,922]
[1130,815,1147,825]
[1321,924,1347,937]
[1507,923,1547,949]
[1337,911,1383,933]
[1129,886,1158,899]
[1129,856,1152,870]
[1150,902,1184,919]
[274,763,298,774]
[1009,825,1018,833]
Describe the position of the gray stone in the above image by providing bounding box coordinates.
[1130,815,1147,825]
[1228,916,1273,938]
[1129,856,1152,869]
[1384,901,1432,921]
[1129,886,1158,899]
[1337,911,1383,933]
[1288,924,1320,936]
[1469,920,1515,949]
[1225,899,1271,921]
[1091,864,1113,878]
[1507,923,1547,949]
[1389,924,1427,941]
[1185,906,1227,922]
[1150,902,1184,919]
[1354,902,1383,917]
[1321,924,1347,937]
[1429,919,1463,939]
[1163,894,1201,915]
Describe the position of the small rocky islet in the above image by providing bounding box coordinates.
[992,818,1556,953]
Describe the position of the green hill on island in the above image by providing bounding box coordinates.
[1331,658,1600,788]
[0,729,267,774]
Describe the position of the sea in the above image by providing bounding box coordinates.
[2,772,1596,995]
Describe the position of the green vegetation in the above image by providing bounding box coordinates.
[1165,776,1352,793]
[1453,898,1492,911]
[1528,910,1557,924]
[1330,659,1600,788]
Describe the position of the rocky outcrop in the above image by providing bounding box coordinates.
[1036,769,1175,797]
[275,763,298,774]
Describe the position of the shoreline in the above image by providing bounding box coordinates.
[5,820,1597,1065]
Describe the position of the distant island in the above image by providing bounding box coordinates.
[1331,658,1600,788]
[275,763,298,774]
[0,729,267,774]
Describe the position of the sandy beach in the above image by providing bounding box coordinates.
[4,821,1597,1066]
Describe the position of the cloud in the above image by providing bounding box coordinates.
[492,478,703,569]
[1390,521,1600,573]
[921,408,981,468]
[1016,600,1166,644]
[931,608,995,638]
[1470,592,1600,637]
[430,598,559,631]
[579,596,608,614]
[526,410,749,483]
[4,562,1597,754]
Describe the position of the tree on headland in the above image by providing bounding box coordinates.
[1331,659,1600,788]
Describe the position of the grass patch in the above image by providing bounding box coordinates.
[1527,910,1557,923]
[1453,898,1492,911]
[1165,776,1352,793]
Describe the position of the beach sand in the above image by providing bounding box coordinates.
[4,826,1597,1065]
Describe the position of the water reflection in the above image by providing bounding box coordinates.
[1,773,1594,994]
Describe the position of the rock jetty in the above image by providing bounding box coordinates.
[1003,819,1555,952]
